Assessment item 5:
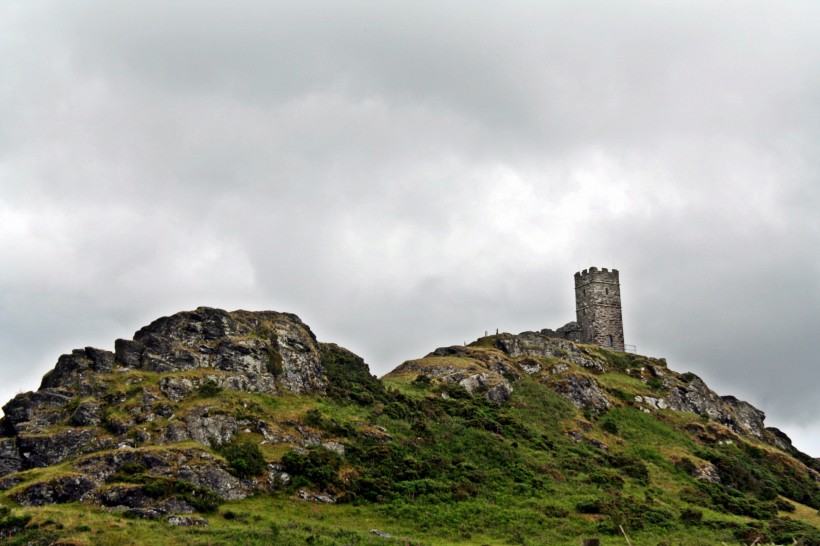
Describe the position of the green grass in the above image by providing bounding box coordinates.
[2,337,818,545]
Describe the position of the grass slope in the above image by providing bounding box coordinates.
[1,343,818,545]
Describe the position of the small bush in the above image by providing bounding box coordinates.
[106,461,148,483]
[576,499,603,514]
[282,446,343,489]
[675,457,697,476]
[601,420,619,435]
[680,372,699,383]
[775,498,796,512]
[197,379,223,397]
[141,477,221,513]
[680,507,703,525]
[219,439,267,478]
[0,506,32,531]
[266,347,284,377]
[411,374,432,388]
[646,377,666,390]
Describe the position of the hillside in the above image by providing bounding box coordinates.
[0,307,818,545]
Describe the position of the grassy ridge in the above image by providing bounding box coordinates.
[1,343,818,545]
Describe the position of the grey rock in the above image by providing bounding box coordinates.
[321,442,345,456]
[693,464,721,484]
[370,529,393,538]
[0,437,22,477]
[162,422,191,443]
[721,396,766,439]
[495,332,607,373]
[14,474,99,506]
[39,350,92,390]
[298,489,337,503]
[159,377,194,402]
[666,378,769,438]
[394,345,519,404]
[764,427,794,452]
[69,400,101,426]
[123,507,165,519]
[86,347,115,373]
[0,475,22,491]
[1,389,73,434]
[17,428,108,469]
[168,516,208,527]
[115,339,144,368]
[458,372,513,404]
[267,464,291,487]
[551,373,610,413]
[176,464,253,500]
[99,485,152,508]
[184,409,237,447]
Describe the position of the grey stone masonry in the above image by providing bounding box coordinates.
[574,267,624,351]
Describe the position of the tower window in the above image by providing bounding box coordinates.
[605,288,609,295]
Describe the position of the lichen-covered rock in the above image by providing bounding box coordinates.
[184,408,237,447]
[495,332,607,373]
[0,438,21,476]
[168,515,208,526]
[159,377,195,402]
[388,345,519,404]
[1,389,73,434]
[666,378,769,439]
[13,474,99,506]
[17,428,109,469]
[69,400,101,426]
[720,396,766,439]
[693,464,721,484]
[176,464,253,500]
[39,348,114,391]
[550,373,610,413]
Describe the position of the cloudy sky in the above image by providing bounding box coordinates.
[1,1,818,456]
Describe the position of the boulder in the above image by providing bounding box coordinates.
[550,373,611,413]
[0,437,22,477]
[13,475,99,506]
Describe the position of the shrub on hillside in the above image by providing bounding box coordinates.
[219,439,267,479]
[281,446,342,489]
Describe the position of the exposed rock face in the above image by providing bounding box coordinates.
[14,475,99,506]
[494,331,608,373]
[0,438,21,476]
[551,373,611,413]
[0,307,344,511]
[184,408,237,447]
[389,345,520,404]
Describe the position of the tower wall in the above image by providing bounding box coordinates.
[574,267,624,351]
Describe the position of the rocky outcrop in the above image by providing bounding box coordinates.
[389,345,520,404]
[0,308,336,480]
[0,438,21,476]
[14,474,99,506]
[493,331,608,373]
[550,373,611,413]
[0,307,364,515]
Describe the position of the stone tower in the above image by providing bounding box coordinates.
[574,267,624,351]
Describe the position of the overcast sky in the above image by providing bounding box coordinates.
[1,1,818,456]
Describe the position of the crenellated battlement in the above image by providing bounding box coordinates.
[575,267,619,279]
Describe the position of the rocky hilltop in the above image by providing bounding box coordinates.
[0,308,354,512]
[386,330,796,451]
[0,308,817,545]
